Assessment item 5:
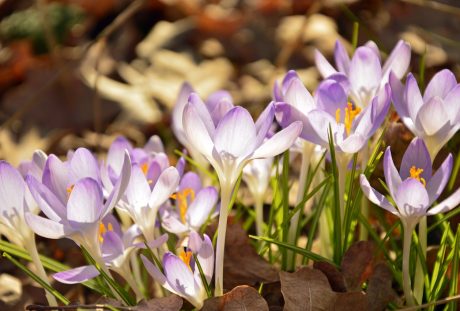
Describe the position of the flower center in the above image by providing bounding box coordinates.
[98,222,113,243]
[179,250,193,270]
[335,102,361,136]
[66,184,75,197]
[170,188,195,224]
[141,163,149,175]
[409,166,426,187]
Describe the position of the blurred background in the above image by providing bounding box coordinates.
[1,0,460,165]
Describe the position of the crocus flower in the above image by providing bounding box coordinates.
[315,39,410,107]
[172,83,234,170]
[120,163,180,244]
[0,161,57,305]
[183,94,302,295]
[360,137,460,306]
[161,172,218,237]
[141,232,214,309]
[390,69,460,160]
[24,152,131,260]
[52,215,148,300]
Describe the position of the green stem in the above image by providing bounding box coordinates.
[255,196,264,237]
[214,182,233,296]
[359,147,369,241]
[24,237,58,306]
[337,154,349,225]
[414,217,427,304]
[403,222,416,306]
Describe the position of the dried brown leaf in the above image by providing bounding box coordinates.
[313,261,347,292]
[366,263,398,311]
[202,285,268,311]
[340,241,374,291]
[134,294,183,311]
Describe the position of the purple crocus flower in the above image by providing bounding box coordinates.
[183,94,302,185]
[315,40,411,107]
[360,137,460,228]
[119,163,180,244]
[276,73,390,154]
[160,172,218,237]
[52,215,148,300]
[141,232,214,309]
[24,152,131,259]
[390,69,460,160]
[173,83,234,169]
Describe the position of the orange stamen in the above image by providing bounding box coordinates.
[179,250,193,270]
[335,102,361,136]
[141,163,149,175]
[170,188,195,224]
[409,166,426,187]
[66,185,74,196]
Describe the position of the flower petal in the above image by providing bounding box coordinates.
[53,265,100,284]
[315,79,348,117]
[183,102,215,159]
[141,254,176,294]
[125,164,151,213]
[70,148,100,183]
[172,82,195,145]
[405,73,424,123]
[107,137,133,175]
[415,96,449,136]
[427,187,460,215]
[254,103,275,146]
[67,178,103,224]
[195,233,214,284]
[381,40,411,84]
[383,147,402,198]
[394,178,429,219]
[26,175,66,221]
[187,187,218,229]
[188,93,216,137]
[206,90,234,126]
[283,78,315,116]
[25,212,68,239]
[359,175,398,215]
[149,167,180,209]
[314,49,337,78]
[163,252,197,297]
[426,153,453,205]
[423,69,457,102]
[42,155,69,204]
[442,84,460,124]
[214,107,257,158]
[349,46,382,101]
[389,71,409,119]
[252,121,302,159]
[0,162,26,221]
[161,211,189,235]
[399,137,432,181]
[179,172,202,194]
[334,40,350,74]
[103,151,132,216]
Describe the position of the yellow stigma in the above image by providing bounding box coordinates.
[335,102,361,136]
[98,222,113,243]
[409,166,426,187]
[170,188,195,224]
[141,163,149,175]
[179,250,193,270]
[66,184,75,197]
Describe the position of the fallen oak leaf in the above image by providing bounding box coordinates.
[134,294,183,311]
[340,241,374,291]
[202,285,268,311]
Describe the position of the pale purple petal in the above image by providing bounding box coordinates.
[53,265,100,284]
[399,138,432,180]
[26,175,66,221]
[426,154,453,205]
[195,234,214,284]
[70,148,100,183]
[107,137,133,175]
[381,40,411,84]
[125,165,151,211]
[254,103,275,146]
[163,252,197,297]
[423,69,457,102]
[359,175,398,215]
[122,224,142,247]
[405,73,424,123]
[315,79,348,117]
[307,109,338,145]
[427,187,460,215]
[275,103,320,144]
[337,133,366,154]
[349,46,382,99]
[394,178,429,218]
[103,151,131,216]
[0,162,26,220]
[67,178,103,224]
[141,254,176,294]
[101,231,124,261]
[161,212,189,235]
[364,41,380,60]
[149,167,180,209]
[251,121,302,159]
[172,82,195,145]
[314,49,337,78]
[187,187,218,229]
[283,78,315,116]
[42,155,69,204]
[214,107,257,157]
[389,71,409,119]
[25,213,68,239]
[383,147,402,198]
[179,172,202,194]
[188,93,216,137]
[334,40,350,74]
[206,91,234,126]
[281,70,301,95]
[183,102,215,159]
[442,84,460,124]
[415,96,449,136]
